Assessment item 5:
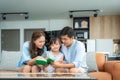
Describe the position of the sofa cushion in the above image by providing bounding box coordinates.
[86,52,98,72]
[90,72,112,80]
[0,50,21,70]
[96,53,106,71]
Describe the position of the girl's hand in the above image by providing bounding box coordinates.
[55,60,64,64]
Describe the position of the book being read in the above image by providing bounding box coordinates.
[36,58,54,65]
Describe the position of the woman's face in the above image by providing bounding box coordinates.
[34,36,45,49]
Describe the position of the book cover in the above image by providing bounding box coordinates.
[36,58,54,65]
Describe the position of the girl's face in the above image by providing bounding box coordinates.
[50,40,61,52]
[34,36,45,49]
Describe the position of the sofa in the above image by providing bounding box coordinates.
[0,50,20,73]
[89,52,120,80]
[0,51,120,80]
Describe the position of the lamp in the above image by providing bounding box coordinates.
[2,13,6,20]
[93,10,98,17]
[24,13,29,19]
[94,13,98,17]
[69,11,73,18]
[69,9,101,18]
[0,12,29,20]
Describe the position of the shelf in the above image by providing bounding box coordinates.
[74,28,89,30]
[73,17,90,39]
[73,17,89,29]
[77,38,87,41]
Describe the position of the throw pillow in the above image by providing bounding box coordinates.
[86,52,98,72]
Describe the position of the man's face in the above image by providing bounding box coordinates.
[61,35,74,47]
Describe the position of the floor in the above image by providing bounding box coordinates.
[0,70,18,73]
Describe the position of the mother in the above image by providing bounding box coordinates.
[17,30,47,73]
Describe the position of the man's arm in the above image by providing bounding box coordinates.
[52,62,75,68]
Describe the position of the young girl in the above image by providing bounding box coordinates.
[17,30,47,73]
[43,37,64,73]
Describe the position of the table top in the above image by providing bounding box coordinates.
[0,73,96,80]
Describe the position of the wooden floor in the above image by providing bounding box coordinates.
[0,70,18,73]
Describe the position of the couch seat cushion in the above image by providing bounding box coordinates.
[90,72,112,80]
[86,52,98,72]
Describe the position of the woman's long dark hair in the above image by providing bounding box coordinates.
[29,30,45,58]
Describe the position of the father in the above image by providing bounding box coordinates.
[53,26,88,73]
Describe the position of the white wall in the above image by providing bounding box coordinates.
[87,39,96,52]
[87,39,114,56]
[0,19,73,52]
[49,19,73,31]
[0,29,1,53]
[96,39,113,56]
[0,20,49,30]
[0,19,73,30]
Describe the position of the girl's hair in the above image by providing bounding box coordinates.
[29,30,45,58]
[49,37,61,48]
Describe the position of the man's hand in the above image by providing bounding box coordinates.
[52,61,65,68]
[52,62,61,68]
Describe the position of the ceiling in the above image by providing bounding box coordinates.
[0,0,120,20]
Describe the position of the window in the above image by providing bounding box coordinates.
[1,29,20,51]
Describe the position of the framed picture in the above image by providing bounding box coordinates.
[73,17,89,29]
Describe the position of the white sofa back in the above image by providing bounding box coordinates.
[0,50,21,70]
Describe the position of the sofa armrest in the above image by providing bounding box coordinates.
[0,51,20,70]
[104,61,120,80]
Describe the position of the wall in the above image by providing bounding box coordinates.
[1,15,120,52]
[0,19,73,52]
[0,19,73,30]
[87,39,113,56]
[90,15,120,39]
[0,29,1,54]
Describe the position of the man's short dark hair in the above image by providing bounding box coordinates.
[60,26,74,38]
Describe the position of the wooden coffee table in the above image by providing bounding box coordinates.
[0,73,96,80]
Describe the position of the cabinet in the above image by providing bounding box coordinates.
[73,17,89,40]
[90,16,120,39]
[73,17,90,52]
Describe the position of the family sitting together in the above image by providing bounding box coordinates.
[17,26,88,73]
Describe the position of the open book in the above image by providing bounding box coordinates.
[36,58,54,65]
